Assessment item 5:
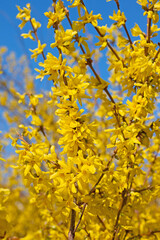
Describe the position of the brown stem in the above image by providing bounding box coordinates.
[111,188,128,240]
[63,0,121,64]
[107,40,121,61]
[145,16,151,56]
[114,0,134,50]
[111,167,134,240]
[74,203,87,234]
[128,230,160,240]
[97,215,106,230]
[89,173,104,195]
[26,94,51,147]
[90,149,117,194]
[94,26,121,61]
[132,185,153,193]
[16,132,30,146]
[52,4,75,239]
[68,209,76,240]
[114,0,120,9]
[145,3,152,56]
[87,60,115,103]
[29,19,46,60]
[123,24,134,50]
[147,17,151,44]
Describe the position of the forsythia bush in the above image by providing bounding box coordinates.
[0,0,160,239]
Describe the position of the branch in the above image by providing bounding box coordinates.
[16,132,30,146]
[68,209,76,240]
[145,3,152,56]
[94,27,116,56]
[29,19,46,61]
[145,16,151,56]
[86,59,115,104]
[74,202,87,234]
[128,230,160,240]
[132,185,154,193]
[111,166,135,240]
[114,0,134,50]
[111,188,128,240]
[123,24,134,50]
[147,16,151,44]
[97,215,106,230]
[114,0,120,10]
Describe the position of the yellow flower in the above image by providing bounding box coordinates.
[44,2,66,28]
[79,10,103,27]
[30,40,46,62]
[109,10,126,27]
[30,18,41,30]
[21,30,35,40]
[16,4,31,29]
[50,26,77,54]
[36,53,72,81]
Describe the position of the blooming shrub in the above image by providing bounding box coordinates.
[0,0,160,239]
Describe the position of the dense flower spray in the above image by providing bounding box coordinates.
[0,0,160,239]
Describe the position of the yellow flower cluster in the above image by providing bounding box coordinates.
[0,0,160,239]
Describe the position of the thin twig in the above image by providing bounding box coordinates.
[145,3,152,56]
[111,166,134,240]
[29,19,46,60]
[68,209,76,240]
[123,24,134,50]
[97,215,106,230]
[132,185,154,193]
[16,132,30,146]
[87,60,115,104]
[111,188,128,240]
[114,0,134,50]
[145,16,151,56]
[128,230,160,240]
[94,25,121,61]
[74,203,87,234]
[147,17,151,44]
[114,0,120,9]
